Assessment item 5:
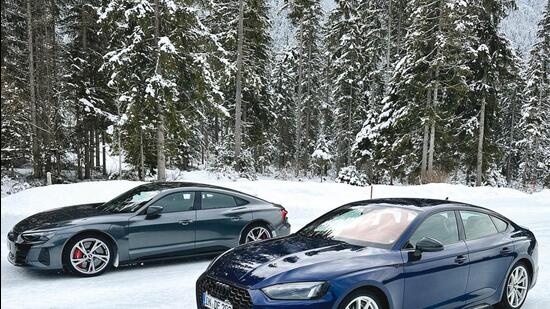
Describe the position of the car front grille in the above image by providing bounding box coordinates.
[196,276,252,309]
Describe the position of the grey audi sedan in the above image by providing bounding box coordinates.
[7,182,290,276]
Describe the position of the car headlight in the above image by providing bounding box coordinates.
[20,231,56,244]
[261,281,329,300]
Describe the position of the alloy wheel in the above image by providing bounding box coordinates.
[70,238,111,275]
[245,226,271,243]
[507,265,529,308]
[345,296,380,309]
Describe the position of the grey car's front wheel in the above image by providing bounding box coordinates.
[64,234,114,277]
[240,224,272,244]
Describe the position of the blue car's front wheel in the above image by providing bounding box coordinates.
[338,289,386,309]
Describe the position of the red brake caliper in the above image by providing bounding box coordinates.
[73,248,84,267]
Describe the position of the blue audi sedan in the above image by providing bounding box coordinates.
[196,198,538,309]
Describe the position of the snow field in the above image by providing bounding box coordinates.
[1,175,549,308]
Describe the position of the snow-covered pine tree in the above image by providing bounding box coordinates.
[99,0,223,178]
[497,48,526,185]
[286,0,324,173]
[1,0,32,172]
[357,0,475,184]
[465,0,517,186]
[518,1,550,189]
[311,125,333,179]
[326,0,368,171]
[271,48,297,169]
[204,0,273,173]
[61,0,114,179]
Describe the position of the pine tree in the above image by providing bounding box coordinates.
[271,49,297,169]
[518,1,550,189]
[99,0,223,178]
[465,0,517,186]
[1,0,32,172]
[204,0,273,173]
[326,0,367,171]
[357,0,475,183]
[286,0,324,173]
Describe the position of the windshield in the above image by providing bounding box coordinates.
[97,185,164,213]
[299,204,419,246]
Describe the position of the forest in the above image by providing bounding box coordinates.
[1,0,549,191]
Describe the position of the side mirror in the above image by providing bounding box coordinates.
[414,237,444,256]
[146,206,163,219]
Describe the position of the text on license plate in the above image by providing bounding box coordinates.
[203,292,233,309]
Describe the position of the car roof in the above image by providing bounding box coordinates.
[342,198,486,212]
[136,181,271,203]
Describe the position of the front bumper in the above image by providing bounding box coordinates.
[196,274,336,309]
[6,235,62,269]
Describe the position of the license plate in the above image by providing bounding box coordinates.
[203,292,233,309]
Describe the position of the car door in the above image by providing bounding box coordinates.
[402,211,469,309]
[128,191,197,260]
[194,191,252,252]
[459,210,515,305]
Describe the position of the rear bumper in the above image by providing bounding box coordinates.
[272,222,291,238]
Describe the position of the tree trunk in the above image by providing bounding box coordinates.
[294,24,305,174]
[140,128,145,181]
[427,0,444,182]
[95,129,100,167]
[102,131,107,176]
[421,90,432,183]
[476,68,488,187]
[89,124,94,176]
[233,0,245,168]
[506,92,517,185]
[384,0,392,95]
[427,82,438,181]
[154,0,166,181]
[84,124,91,179]
[347,84,353,166]
[26,0,40,178]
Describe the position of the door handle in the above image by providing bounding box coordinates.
[500,247,512,255]
[179,220,193,226]
[455,255,467,265]
[230,217,242,222]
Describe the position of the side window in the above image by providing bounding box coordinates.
[154,192,195,213]
[491,216,508,232]
[201,192,237,210]
[409,211,459,247]
[234,197,249,206]
[460,211,498,240]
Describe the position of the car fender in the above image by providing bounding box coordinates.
[58,225,121,263]
[331,265,402,309]
[497,252,536,302]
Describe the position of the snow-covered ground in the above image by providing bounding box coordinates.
[1,174,549,308]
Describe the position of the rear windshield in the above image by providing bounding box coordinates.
[299,205,419,247]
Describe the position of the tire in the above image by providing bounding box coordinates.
[63,234,114,277]
[338,289,386,309]
[240,223,272,244]
[496,262,530,309]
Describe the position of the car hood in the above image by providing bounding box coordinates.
[11,203,111,235]
[208,235,399,288]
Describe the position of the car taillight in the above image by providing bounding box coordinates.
[281,208,288,221]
